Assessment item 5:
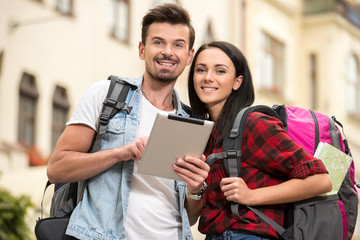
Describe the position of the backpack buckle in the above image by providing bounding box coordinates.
[99,113,110,125]
[227,149,240,159]
[122,105,133,114]
[103,98,117,107]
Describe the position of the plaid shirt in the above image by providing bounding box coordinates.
[199,112,328,239]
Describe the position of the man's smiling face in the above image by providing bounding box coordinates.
[139,22,194,83]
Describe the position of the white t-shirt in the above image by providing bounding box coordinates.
[124,95,181,239]
[66,80,109,130]
[67,80,182,239]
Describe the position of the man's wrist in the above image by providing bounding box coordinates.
[186,182,207,200]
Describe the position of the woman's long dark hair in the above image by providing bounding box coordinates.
[188,41,255,147]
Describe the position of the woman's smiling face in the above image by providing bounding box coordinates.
[193,47,242,115]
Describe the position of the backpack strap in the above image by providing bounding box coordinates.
[331,116,350,154]
[222,105,280,176]
[247,206,286,235]
[40,181,52,219]
[90,75,133,152]
[234,106,285,233]
[84,75,133,202]
[206,105,279,223]
[309,110,320,152]
[272,104,288,131]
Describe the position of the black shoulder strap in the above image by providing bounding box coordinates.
[90,75,133,152]
[205,105,279,223]
[181,102,191,115]
[224,105,279,174]
[272,104,287,130]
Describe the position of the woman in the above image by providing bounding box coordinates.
[187,41,332,240]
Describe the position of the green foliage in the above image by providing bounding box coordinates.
[0,187,33,240]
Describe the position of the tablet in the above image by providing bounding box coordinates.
[137,112,214,181]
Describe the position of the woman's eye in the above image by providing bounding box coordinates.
[217,69,226,74]
[196,68,206,73]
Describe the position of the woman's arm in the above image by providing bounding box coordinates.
[220,173,332,206]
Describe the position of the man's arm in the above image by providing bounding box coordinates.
[173,155,209,226]
[185,193,204,226]
[47,124,147,183]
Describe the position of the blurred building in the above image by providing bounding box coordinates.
[0,0,359,239]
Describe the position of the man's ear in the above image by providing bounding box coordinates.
[186,48,195,66]
[138,41,145,60]
[233,75,243,91]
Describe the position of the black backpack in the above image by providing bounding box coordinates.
[35,75,133,240]
[206,105,358,240]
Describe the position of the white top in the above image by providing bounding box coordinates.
[66,80,109,130]
[124,95,181,239]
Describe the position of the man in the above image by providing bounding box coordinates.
[47,4,209,240]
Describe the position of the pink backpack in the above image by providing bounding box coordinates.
[206,104,358,239]
[273,105,358,240]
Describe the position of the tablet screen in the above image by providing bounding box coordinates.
[137,112,214,180]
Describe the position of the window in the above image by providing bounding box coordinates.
[354,0,360,6]
[310,54,318,109]
[0,51,3,76]
[18,73,38,147]
[346,54,360,117]
[110,0,130,42]
[55,0,74,16]
[52,86,69,150]
[258,31,285,94]
[204,21,214,43]
[152,0,178,6]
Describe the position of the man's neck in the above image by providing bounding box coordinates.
[141,76,176,110]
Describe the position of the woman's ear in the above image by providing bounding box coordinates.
[233,75,243,91]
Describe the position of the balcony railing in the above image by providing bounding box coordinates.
[304,0,360,28]
[304,0,337,14]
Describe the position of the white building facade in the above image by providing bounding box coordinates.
[0,0,359,239]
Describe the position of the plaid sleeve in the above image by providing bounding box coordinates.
[244,113,328,179]
[290,157,328,179]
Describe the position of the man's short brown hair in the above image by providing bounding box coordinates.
[141,4,195,50]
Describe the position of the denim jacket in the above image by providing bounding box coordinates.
[66,76,193,240]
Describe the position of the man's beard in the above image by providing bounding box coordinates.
[149,68,178,83]
[151,56,179,83]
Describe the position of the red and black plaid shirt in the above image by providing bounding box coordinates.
[199,113,328,239]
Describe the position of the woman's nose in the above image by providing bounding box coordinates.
[204,71,214,82]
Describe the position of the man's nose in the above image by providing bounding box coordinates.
[161,44,173,56]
